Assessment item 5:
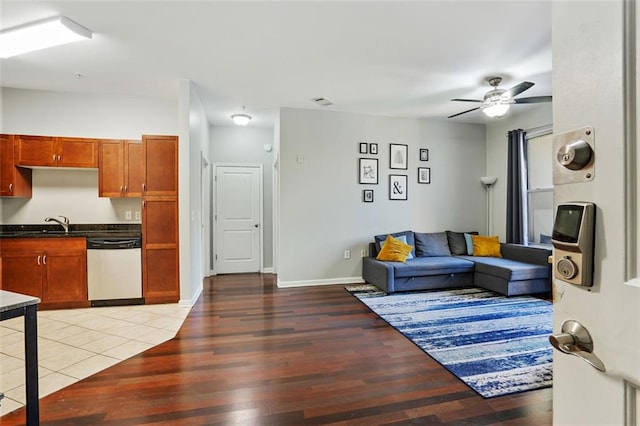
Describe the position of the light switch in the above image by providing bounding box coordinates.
[297,155,304,164]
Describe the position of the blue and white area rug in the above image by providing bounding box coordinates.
[350,286,553,398]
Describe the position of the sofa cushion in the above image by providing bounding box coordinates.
[446,230,478,255]
[472,235,502,257]
[375,230,416,258]
[392,256,475,278]
[462,256,549,281]
[415,232,451,257]
[376,235,413,262]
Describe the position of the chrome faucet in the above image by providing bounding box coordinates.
[45,215,70,233]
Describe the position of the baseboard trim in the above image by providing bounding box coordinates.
[261,267,274,274]
[277,276,365,288]
[178,282,204,307]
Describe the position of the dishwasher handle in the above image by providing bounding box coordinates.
[86,238,142,249]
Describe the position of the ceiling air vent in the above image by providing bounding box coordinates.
[311,97,333,107]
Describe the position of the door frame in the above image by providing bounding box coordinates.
[212,163,264,275]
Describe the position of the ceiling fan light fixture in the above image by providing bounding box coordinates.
[0,16,92,58]
[483,103,510,118]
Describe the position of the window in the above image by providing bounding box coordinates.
[526,132,553,245]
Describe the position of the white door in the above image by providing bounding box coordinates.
[552,2,640,424]
[215,165,262,274]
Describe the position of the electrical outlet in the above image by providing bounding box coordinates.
[125,211,132,220]
[135,211,141,220]
[344,250,351,259]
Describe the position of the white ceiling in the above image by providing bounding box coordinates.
[1,1,552,128]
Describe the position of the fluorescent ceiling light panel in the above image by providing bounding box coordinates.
[0,16,92,58]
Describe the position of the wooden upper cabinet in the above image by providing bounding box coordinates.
[0,134,32,197]
[16,135,57,166]
[56,137,98,168]
[142,135,178,196]
[16,135,97,168]
[98,139,142,198]
[125,141,143,197]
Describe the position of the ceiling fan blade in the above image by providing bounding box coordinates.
[447,106,481,118]
[451,98,482,103]
[514,96,553,104]
[503,81,534,98]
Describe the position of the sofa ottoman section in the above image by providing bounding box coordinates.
[362,256,474,293]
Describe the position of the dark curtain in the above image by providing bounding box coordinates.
[506,129,527,244]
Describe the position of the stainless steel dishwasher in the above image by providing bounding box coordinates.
[87,237,142,306]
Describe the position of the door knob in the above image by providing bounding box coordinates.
[549,320,605,372]
[254,224,259,228]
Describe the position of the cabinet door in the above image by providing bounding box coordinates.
[0,134,14,196]
[98,140,125,197]
[0,135,32,197]
[1,250,43,298]
[142,247,179,303]
[125,141,143,197]
[42,250,88,303]
[56,137,98,168]
[142,198,179,303]
[142,135,177,196]
[16,135,56,166]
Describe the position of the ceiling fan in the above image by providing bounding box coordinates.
[448,76,552,119]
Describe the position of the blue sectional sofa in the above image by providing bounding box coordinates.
[362,230,551,296]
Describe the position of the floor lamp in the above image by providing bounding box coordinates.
[481,176,497,235]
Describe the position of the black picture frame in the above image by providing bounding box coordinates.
[418,167,431,184]
[359,142,368,154]
[369,143,378,155]
[420,149,429,161]
[390,143,408,169]
[359,158,378,184]
[363,189,374,203]
[389,174,408,200]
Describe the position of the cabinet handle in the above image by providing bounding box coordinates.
[142,183,146,192]
[43,254,47,265]
[8,183,13,193]
[120,185,124,194]
[124,185,128,193]
[37,255,41,266]
[52,154,56,162]
[57,155,61,162]
[142,200,146,209]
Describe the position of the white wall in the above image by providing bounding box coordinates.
[485,103,553,241]
[277,108,486,286]
[0,87,178,225]
[209,126,275,270]
[176,81,211,306]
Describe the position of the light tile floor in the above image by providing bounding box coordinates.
[0,303,191,417]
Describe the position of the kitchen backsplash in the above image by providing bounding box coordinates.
[1,169,142,225]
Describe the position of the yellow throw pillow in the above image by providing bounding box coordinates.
[472,235,502,257]
[376,235,414,262]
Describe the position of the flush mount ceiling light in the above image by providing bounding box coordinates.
[0,16,92,59]
[231,107,251,126]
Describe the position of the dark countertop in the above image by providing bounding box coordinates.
[0,224,142,239]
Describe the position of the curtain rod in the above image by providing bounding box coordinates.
[505,124,553,138]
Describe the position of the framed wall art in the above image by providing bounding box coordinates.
[390,143,408,169]
[389,174,408,200]
[359,142,368,154]
[418,167,431,184]
[369,143,378,155]
[363,189,374,203]
[359,158,378,184]
[420,149,429,161]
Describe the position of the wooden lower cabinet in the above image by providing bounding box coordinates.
[142,197,179,303]
[1,238,89,309]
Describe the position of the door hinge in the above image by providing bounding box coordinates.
[215,254,218,260]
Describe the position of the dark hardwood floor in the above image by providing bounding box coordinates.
[3,274,552,425]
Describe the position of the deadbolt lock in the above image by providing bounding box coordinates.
[553,126,595,185]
